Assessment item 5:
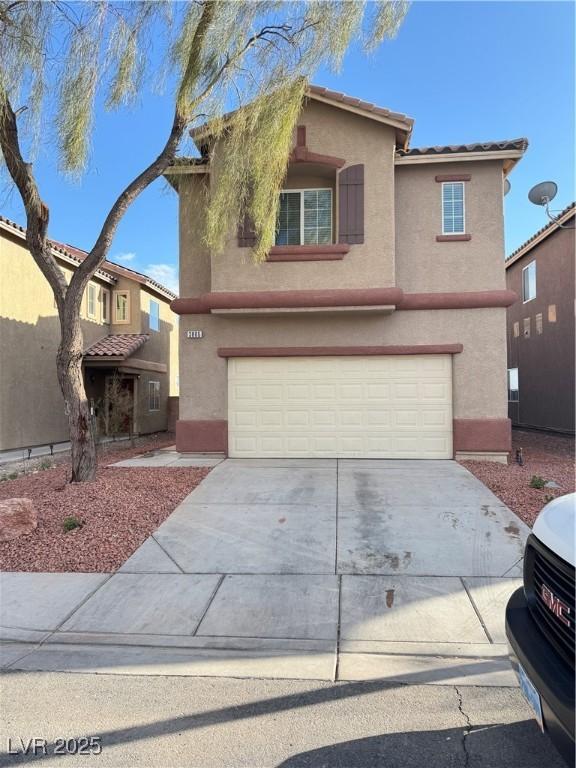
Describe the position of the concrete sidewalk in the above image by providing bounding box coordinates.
[0,457,528,685]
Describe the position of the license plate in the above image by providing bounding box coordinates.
[517,663,543,731]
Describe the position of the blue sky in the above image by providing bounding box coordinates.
[1,1,574,294]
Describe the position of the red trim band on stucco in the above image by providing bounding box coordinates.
[171,288,403,315]
[218,344,463,358]
[290,145,346,168]
[171,289,518,315]
[267,244,350,262]
[397,290,517,310]
[435,174,472,183]
[453,418,512,453]
[176,420,228,453]
[436,234,472,242]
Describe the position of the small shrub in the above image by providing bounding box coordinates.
[7,472,18,481]
[39,459,53,471]
[63,516,83,532]
[530,475,546,490]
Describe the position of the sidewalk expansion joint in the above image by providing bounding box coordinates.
[460,577,493,643]
[150,534,186,573]
[193,575,225,636]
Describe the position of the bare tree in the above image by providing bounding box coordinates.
[0,0,407,481]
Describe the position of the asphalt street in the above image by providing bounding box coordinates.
[0,672,564,768]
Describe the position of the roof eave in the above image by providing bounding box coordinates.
[395,148,525,174]
[0,218,117,285]
[505,205,576,268]
[306,91,413,149]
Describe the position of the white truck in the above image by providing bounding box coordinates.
[506,493,575,765]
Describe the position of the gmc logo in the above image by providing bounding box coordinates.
[541,584,571,627]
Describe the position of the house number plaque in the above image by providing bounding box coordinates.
[186,330,204,339]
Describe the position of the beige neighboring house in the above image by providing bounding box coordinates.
[0,216,179,452]
[166,85,527,462]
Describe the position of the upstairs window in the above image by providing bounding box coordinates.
[149,299,160,332]
[87,283,97,319]
[442,182,465,235]
[276,189,332,246]
[114,290,130,324]
[522,261,536,302]
[508,368,519,402]
[101,288,110,323]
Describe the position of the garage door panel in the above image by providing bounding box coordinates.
[228,356,453,459]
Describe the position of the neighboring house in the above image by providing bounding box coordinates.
[166,85,527,462]
[505,203,575,435]
[0,216,179,451]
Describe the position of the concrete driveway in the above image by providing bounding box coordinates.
[1,458,529,685]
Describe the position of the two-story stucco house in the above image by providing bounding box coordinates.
[166,85,527,462]
[0,216,179,451]
[505,203,575,434]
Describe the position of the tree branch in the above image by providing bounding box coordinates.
[0,86,67,304]
[73,0,218,288]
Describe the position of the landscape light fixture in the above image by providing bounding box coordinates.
[528,181,574,228]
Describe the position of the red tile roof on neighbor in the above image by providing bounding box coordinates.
[84,334,149,359]
[0,214,177,300]
[49,239,177,301]
[505,201,575,267]
[396,138,529,157]
[0,215,116,283]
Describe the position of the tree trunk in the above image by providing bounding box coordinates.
[57,309,96,482]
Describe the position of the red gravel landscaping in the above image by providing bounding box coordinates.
[461,428,575,528]
[0,437,210,572]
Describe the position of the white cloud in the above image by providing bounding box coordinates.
[145,263,179,295]
[113,252,136,263]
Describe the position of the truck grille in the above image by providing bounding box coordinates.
[525,534,575,670]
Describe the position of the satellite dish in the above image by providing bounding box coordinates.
[504,179,511,196]
[528,181,558,206]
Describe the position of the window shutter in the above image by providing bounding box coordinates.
[237,213,257,247]
[338,164,364,245]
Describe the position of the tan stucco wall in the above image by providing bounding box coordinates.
[395,160,506,292]
[0,230,111,450]
[178,307,508,424]
[1,227,179,449]
[179,99,397,294]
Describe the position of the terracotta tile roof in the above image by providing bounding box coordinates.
[0,215,177,300]
[308,85,414,128]
[190,84,414,148]
[505,201,575,266]
[49,239,177,301]
[396,138,528,157]
[84,334,149,359]
[0,215,116,283]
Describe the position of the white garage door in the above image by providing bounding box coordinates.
[227,356,453,459]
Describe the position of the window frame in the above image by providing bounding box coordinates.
[87,282,98,320]
[276,187,333,246]
[113,290,131,324]
[101,288,111,324]
[508,367,519,402]
[148,380,160,412]
[149,299,160,332]
[522,260,537,303]
[441,181,466,235]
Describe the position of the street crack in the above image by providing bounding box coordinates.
[454,685,472,768]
